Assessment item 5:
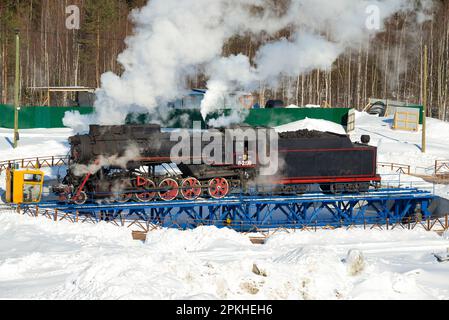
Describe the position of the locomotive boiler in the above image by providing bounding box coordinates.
[53,124,381,204]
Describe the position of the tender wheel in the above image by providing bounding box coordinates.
[181,177,202,200]
[135,179,156,202]
[330,184,344,194]
[296,184,309,195]
[73,191,88,205]
[320,184,331,193]
[158,178,179,201]
[208,178,230,199]
[358,183,370,193]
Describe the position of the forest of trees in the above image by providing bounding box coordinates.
[0,0,449,121]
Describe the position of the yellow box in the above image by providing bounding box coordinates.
[5,169,45,204]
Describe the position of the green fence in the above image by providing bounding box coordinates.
[0,104,94,129]
[0,104,352,129]
[244,108,351,127]
[127,108,353,129]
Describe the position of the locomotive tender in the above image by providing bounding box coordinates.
[53,124,381,204]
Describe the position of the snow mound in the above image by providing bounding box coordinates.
[285,104,321,109]
[274,117,347,135]
[145,226,253,252]
[268,246,352,299]
[344,249,366,276]
[426,118,449,139]
[304,104,321,108]
[351,272,433,300]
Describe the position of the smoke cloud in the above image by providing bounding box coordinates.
[71,144,141,177]
[63,0,435,132]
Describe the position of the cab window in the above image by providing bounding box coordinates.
[23,174,43,183]
[22,184,42,203]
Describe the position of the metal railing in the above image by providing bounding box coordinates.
[379,161,449,179]
[3,204,448,236]
[378,162,411,175]
[435,160,449,177]
[0,155,69,174]
[380,173,438,195]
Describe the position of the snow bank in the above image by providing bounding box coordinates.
[0,128,71,161]
[304,104,321,108]
[285,104,321,109]
[275,118,347,135]
[286,104,321,109]
[427,118,449,139]
[1,210,448,300]
[145,226,253,252]
[350,272,433,300]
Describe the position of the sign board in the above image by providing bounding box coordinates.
[346,109,356,132]
[393,107,420,132]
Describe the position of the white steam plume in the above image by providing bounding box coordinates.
[63,0,435,132]
[71,144,141,177]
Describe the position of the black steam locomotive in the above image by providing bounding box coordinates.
[53,124,381,204]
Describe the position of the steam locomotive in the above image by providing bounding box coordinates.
[53,124,381,204]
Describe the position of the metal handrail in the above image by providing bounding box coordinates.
[435,160,449,176]
[377,162,411,175]
[0,155,69,174]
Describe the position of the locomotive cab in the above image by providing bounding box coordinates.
[5,168,45,204]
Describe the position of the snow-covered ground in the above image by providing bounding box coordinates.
[351,112,449,174]
[0,208,449,300]
[1,113,449,300]
[0,128,72,161]
[350,112,449,199]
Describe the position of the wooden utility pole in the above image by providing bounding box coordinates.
[422,45,428,153]
[13,30,20,149]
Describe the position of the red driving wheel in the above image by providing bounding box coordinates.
[135,179,156,202]
[208,178,230,199]
[158,178,179,201]
[181,177,202,200]
[73,191,87,205]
